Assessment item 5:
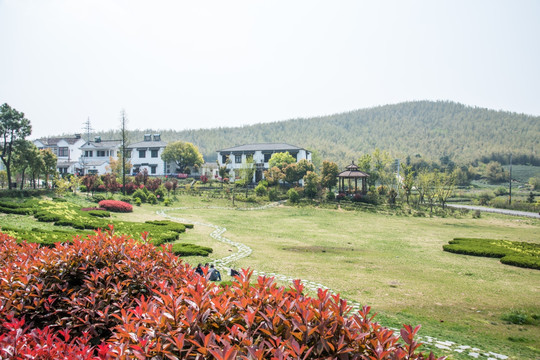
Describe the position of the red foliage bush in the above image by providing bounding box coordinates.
[97,200,133,213]
[0,231,444,359]
[124,182,138,194]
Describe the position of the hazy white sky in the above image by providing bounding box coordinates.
[1,0,539,139]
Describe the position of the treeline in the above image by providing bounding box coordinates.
[77,101,539,167]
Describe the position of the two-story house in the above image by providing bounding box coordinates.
[216,143,312,183]
[79,137,122,175]
[33,134,86,175]
[128,134,168,176]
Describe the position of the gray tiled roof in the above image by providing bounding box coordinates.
[217,143,307,153]
[128,140,167,148]
[36,137,83,146]
[81,140,122,149]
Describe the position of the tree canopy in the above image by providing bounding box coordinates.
[161,141,204,174]
[0,103,32,189]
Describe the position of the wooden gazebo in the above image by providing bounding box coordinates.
[338,161,369,194]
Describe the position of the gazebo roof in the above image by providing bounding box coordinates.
[337,161,369,178]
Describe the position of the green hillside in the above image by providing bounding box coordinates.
[93,101,539,167]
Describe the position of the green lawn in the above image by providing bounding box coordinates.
[152,196,540,360]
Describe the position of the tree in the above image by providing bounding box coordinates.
[0,103,32,189]
[239,156,255,185]
[161,141,204,174]
[268,152,295,170]
[436,171,456,209]
[41,149,57,188]
[12,140,40,190]
[485,161,506,184]
[263,166,283,186]
[283,163,300,185]
[417,169,438,213]
[295,159,315,180]
[303,171,320,198]
[107,155,132,178]
[320,161,339,191]
[0,171,7,188]
[27,145,45,188]
[401,165,415,205]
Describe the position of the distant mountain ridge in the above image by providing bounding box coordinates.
[88,101,540,167]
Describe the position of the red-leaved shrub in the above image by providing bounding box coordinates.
[97,200,133,212]
[0,231,444,359]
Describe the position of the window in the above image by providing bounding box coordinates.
[139,150,146,158]
[151,149,158,158]
[58,147,68,157]
[97,150,106,157]
[235,155,241,163]
[264,153,272,162]
[150,166,157,174]
[84,150,93,157]
[88,169,98,175]
[222,154,229,163]
[58,167,68,174]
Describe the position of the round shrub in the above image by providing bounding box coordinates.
[287,188,300,203]
[155,185,166,200]
[79,185,87,193]
[147,193,158,205]
[98,200,133,213]
[326,190,335,201]
[134,197,142,206]
[132,188,147,203]
[268,188,279,201]
[255,182,267,196]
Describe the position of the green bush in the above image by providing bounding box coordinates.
[287,188,300,204]
[119,195,132,203]
[170,242,213,257]
[87,210,111,218]
[326,191,335,201]
[163,198,171,206]
[155,185,166,200]
[268,188,279,201]
[147,194,158,204]
[255,183,267,196]
[92,194,106,203]
[501,310,539,325]
[134,197,142,206]
[79,185,87,193]
[132,189,147,203]
[443,238,540,270]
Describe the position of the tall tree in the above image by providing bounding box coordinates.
[12,140,38,189]
[0,103,32,189]
[41,149,57,189]
[161,141,204,174]
[320,161,339,191]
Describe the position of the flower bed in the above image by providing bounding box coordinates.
[98,200,133,213]
[0,230,442,359]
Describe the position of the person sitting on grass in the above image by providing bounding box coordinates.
[208,264,221,281]
[195,263,204,276]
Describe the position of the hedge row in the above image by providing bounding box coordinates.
[443,238,540,270]
[0,231,443,359]
[0,200,209,255]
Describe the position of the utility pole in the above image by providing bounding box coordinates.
[120,110,128,195]
[81,118,93,175]
[508,153,512,205]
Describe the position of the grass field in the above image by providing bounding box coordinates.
[2,193,539,359]
[124,196,540,360]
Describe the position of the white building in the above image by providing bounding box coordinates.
[128,134,168,176]
[33,135,86,175]
[216,143,312,183]
[79,137,122,175]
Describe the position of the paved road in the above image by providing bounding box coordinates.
[446,204,540,219]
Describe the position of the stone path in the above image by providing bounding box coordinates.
[157,204,509,360]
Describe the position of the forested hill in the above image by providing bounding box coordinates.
[94,101,539,167]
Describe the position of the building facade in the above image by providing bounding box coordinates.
[128,134,168,176]
[79,137,122,175]
[33,135,86,175]
[216,143,312,183]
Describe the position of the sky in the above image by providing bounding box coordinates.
[0,0,539,139]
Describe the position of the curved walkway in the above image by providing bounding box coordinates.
[157,204,508,360]
[447,204,540,219]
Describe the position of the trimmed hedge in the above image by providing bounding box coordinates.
[98,200,133,213]
[170,242,213,256]
[443,238,540,270]
[0,231,443,359]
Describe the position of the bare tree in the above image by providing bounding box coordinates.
[120,110,129,195]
